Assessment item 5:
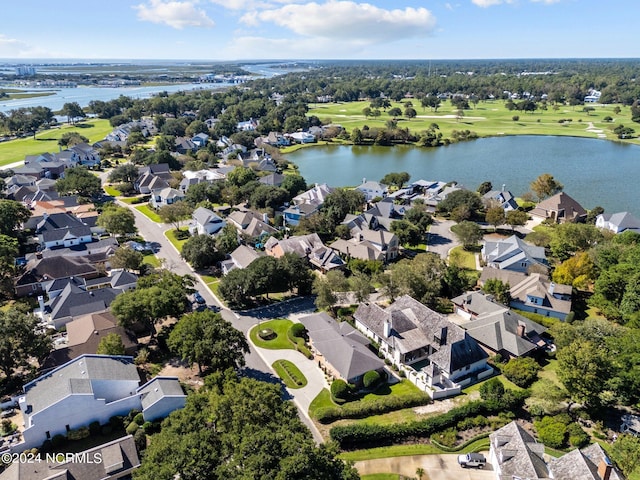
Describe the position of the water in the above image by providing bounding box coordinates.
[288,136,640,216]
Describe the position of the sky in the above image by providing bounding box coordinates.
[1,0,638,61]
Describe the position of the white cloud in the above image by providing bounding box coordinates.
[0,35,54,58]
[530,0,562,3]
[134,0,215,29]
[208,0,303,10]
[240,1,436,45]
[471,0,513,7]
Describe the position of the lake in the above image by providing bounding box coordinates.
[289,136,640,217]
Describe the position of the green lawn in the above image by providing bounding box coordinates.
[272,359,308,389]
[164,227,190,253]
[103,185,122,197]
[249,319,295,350]
[340,436,490,462]
[0,119,113,167]
[142,253,161,268]
[135,205,162,223]
[449,246,477,270]
[462,373,524,395]
[307,101,640,146]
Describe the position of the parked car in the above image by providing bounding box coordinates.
[193,291,206,304]
[457,453,486,468]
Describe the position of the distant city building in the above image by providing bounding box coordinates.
[15,65,36,76]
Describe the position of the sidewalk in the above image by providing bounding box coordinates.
[247,327,328,443]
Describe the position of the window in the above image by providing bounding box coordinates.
[46,431,51,439]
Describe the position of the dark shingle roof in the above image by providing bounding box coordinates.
[490,421,549,480]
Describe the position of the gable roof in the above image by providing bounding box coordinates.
[597,211,640,233]
[483,235,547,269]
[530,192,586,223]
[17,256,98,286]
[230,245,264,269]
[299,313,384,381]
[549,443,624,480]
[192,206,224,227]
[45,283,120,322]
[138,377,185,410]
[490,421,549,480]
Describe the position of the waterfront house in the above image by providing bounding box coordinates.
[482,235,548,273]
[596,211,640,234]
[530,192,586,224]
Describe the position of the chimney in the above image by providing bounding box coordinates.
[362,177,366,185]
[548,282,556,295]
[440,326,448,345]
[516,324,526,337]
[502,184,506,192]
[383,318,392,338]
[37,295,45,312]
[598,457,613,480]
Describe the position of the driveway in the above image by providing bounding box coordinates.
[354,453,495,480]
[427,219,460,259]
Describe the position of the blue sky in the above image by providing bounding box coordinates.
[1,0,638,61]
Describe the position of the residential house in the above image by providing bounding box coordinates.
[264,234,345,272]
[238,149,278,172]
[179,168,226,193]
[596,212,640,234]
[287,131,316,144]
[283,183,333,226]
[174,136,197,154]
[482,235,548,273]
[134,163,173,194]
[451,291,548,359]
[15,256,100,297]
[220,245,265,275]
[620,414,640,437]
[15,355,186,451]
[42,311,138,371]
[490,421,624,480]
[356,179,388,202]
[0,435,140,479]
[262,131,290,147]
[149,187,185,209]
[259,172,285,187]
[354,296,491,399]
[227,209,277,238]
[479,268,572,320]
[189,206,226,236]
[25,212,94,250]
[299,312,384,387]
[25,237,119,268]
[483,186,519,211]
[331,229,399,263]
[191,132,209,149]
[104,119,156,145]
[530,192,587,224]
[236,118,258,131]
[69,142,101,167]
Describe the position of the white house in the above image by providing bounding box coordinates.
[15,355,186,452]
[190,206,226,236]
[356,179,388,202]
[596,212,640,234]
[482,235,548,273]
[150,187,185,209]
[287,131,316,144]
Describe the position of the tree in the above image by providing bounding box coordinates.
[552,251,595,289]
[482,278,511,304]
[61,102,86,124]
[416,467,425,480]
[280,175,307,198]
[0,234,19,301]
[557,340,613,407]
[350,272,372,303]
[534,416,568,449]
[58,132,89,147]
[0,200,31,236]
[0,307,50,379]
[609,434,640,478]
[437,189,483,219]
[380,172,410,189]
[111,271,192,335]
[168,310,249,374]
[55,167,102,198]
[108,163,139,184]
[158,201,193,231]
[388,107,402,118]
[391,219,422,246]
[96,333,126,355]
[313,276,338,311]
[404,204,432,231]
[451,221,483,249]
[530,173,563,201]
[215,224,239,254]
[350,127,363,145]
[502,357,541,388]
[181,234,222,270]
[111,246,144,272]
[505,209,528,230]
[404,107,417,119]
[485,206,506,231]
[97,205,137,237]
[226,166,257,187]
[477,181,493,195]
[321,188,365,228]
[614,124,635,139]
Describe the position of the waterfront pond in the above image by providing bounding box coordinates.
[289,136,640,217]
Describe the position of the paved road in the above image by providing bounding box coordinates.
[120,199,325,442]
[427,219,460,259]
[355,453,495,480]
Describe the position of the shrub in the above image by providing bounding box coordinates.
[314,391,430,423]
[534,416,567,449]
[479,377,505,403]
[109,415,124,429]
[568,423,590,448]
[126,421,140,435]
[502,357,541,388]
[142,421,154,434]
[40,439,53,453]
[51,434,67,449]
[512,115,520,121]
[331,379,350,401]
[67,426,90,441]
[134,413,145,425]
[289,322,306,339]
[89,421,101,436]
[363,370,381,389]
[101,425,113,435]
[133,428,147,452]
[431,428,459,448]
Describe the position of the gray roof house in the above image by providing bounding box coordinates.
[0,435,140,479]
[354,296,491,399]
[530,192,587,224]
[356,179,388,202]
[259,172,285,187]
[548,443,624,480]
[15,256,100,298]
[299,312,384,386]
[41,282,121,329]
[596,212,640,235]
[331,229,399,263]
[489,421,549,480]
[15,355,185,452]
[264,234,345,272]
[482,235,548,273]
[483,187,519,211]
[149,187,185,209]
[190,206,226,236]
[480,268,572,320]
[220,245,264,275]
[227,210,278,238]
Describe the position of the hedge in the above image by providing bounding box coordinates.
[331,379,350,401]
[363,370,381,389]
[287,324,313,359]
[314,391,430,424]
[330,390,527,450]
[430,431,491,452]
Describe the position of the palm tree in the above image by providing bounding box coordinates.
[416,467,425,480]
